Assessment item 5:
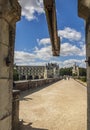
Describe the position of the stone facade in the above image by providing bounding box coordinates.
[72,63,79,76]
[15,63,59,80]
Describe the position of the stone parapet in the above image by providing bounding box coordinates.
[14,78,61,91]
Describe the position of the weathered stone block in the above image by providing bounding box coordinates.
[0,79,12,118]
[78,0,90,19]
[0,19,9,45]
[0,115,12,130]
[0,44,10,78]
[0,0,21,24]
[86,44,90,56]
[12,90,20,130]
[0,0,21,130]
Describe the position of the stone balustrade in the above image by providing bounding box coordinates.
[14,78,61,91]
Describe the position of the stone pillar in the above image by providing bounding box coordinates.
[19,75,21,80]
[86,17,90,130]
[0,1,21,130]
[12,90,20,130]
[26,75,28,80]
[78,0,90,129]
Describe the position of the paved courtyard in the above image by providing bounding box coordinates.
[19,79,87,130]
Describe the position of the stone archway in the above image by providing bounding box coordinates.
[40,76,44,79]
[0,0,90,130]
[21,75,26,80]
[28,75,33,80]
[78,1,90,129]
[0,1,21,130]
[34,75,39,79]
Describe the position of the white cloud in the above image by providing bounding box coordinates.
[37,27,81,46]
[61,43,86,57]
[37,38,50,45]
[63,59,83,67]
[34,45,52,60]
[14,51,36,65]
[14,42,86,66]
[14,46,52,65]
[14,25,85,66]
[50,59,85,68]
[19,0,44,21]
[58,27,82,41]
[61,59,86,68]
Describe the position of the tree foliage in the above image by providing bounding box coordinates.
[79,68,86,76]
[59,67,86,77]
[13,69,19,81]
[60,67,73,76]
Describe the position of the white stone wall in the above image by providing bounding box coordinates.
[15,63,59,80]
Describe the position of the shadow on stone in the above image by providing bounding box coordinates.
[20,97,33,101]
[19,121,48,130]
[20,82,57,100]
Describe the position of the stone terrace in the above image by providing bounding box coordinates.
[19,79,87,130]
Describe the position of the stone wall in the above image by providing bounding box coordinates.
[0,1,21,130]
[14,78,60,91]
[12,90,20,130]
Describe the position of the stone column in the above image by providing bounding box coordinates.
[86,17,90,130]
[26,75,28,80]
[0,1,21,130]
[12,90,20,130]
[78,0,90,129]
[19,75,21,80]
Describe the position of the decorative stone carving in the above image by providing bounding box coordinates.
[78,0,90,20]
[0,0,21,25]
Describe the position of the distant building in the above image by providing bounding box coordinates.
[72,63,79,76]
[14,63,59,80]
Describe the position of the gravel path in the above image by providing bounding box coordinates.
[19,79,87,130]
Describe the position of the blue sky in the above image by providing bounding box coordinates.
[14,0,86,68]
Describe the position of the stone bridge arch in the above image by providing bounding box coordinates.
[27,75,33,80]
[19,74,27,80]
[40,75,44,79]
[0,0,90,130]
[34,75,39,79]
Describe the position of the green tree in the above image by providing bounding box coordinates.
[13,69,19,81]
[59,67,73,76]
[79,68,86,76]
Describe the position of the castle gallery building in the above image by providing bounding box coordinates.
[15,63,60,80]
